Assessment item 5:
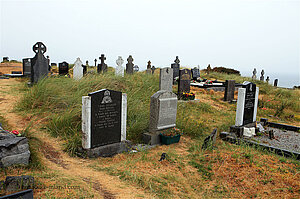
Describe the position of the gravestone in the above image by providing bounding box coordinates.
[94,59,97,67]
[252,68,257,80]
[178,69,191,98]
[171,56,180,79]
[22,58,31,76]
[207,64,211,74]
[86,60,89,66]
[50,63,57,67]
[146,60,152,74]
[149,90,178,132]
[274,79,278,87]
[260,69,265,81]
[151,66,156,74]
[115,56,124,77]
[133,65,139,72]
[191,67,200,80]
[59,61,69,75]
[30,42,49,83]
[235,82,259,126]
[98,54,108,73]
[46,55,50,71]
[126,55,134,74]
[82,89,129,157]
[266,76,270,84]
[83,64,87,76]
[2,57,9,62]
[73,58,83,80]
[159,67,173,92]
[224,80,235,102]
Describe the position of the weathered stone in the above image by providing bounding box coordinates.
[224,80,235,102]
[73,58,83,80]
[191,68,200,80]
[30,42,49,83]
[115,56,124,77]
[159,67,173,92]
[4,175,34,192]
[22,58,31,76]
[178,69,191,98]
[260,69,265,81]
[58,61,69,75]
[274,79,278,87]
[98,54,108,73]
[126,55,134,74]
[171,56,180,79]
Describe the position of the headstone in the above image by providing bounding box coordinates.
[126,55,134,74]
[178,69,191,98]
[22,58,31,76]
[146,60,152,74]
[58,61,69,75]
[133,65,139,72]
[207,64,211,74]
[149,90,178,132]
[260,69,265,81]
[46,55,51,71]
[274,79,278,87]
[30,42,49,83]
[98,54,108,73]
[2,57,9,62]
[266,76,270,84]
[82,89,129,157]
[73,58,83,80]
[171,56,180,79]
[151,66,156,74]
[50,63,57,67]
[94,59,97,67]
[159,67,173,92]
[252,68,257,80]
[235,82,259,126]
[115,56,124,77]
[83,64,87,76]
[224,80,235,102]
[191,67,200,80]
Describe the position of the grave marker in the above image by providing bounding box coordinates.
[178,69,191,98]
[171,56,180,79]
[252,68,257,80]
[224,80,235,102]
[133,65,139,72]
[73,58,83,80]
[115,56,124,77]
[151,66,156,74]
[59,61,69,75]
[126,55,134,74]
[30,42,49,83]
[274,79,278,87]
[159,67,173,92]
[94,59,97,67]
[98,54,108,73]
[146,60,152,74]
[260,69,265,81]
[22,58,31,76]
[191,67,200,80]
[266,76,270,84]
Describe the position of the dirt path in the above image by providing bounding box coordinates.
[0,79,153,199]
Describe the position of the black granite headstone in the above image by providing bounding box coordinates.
[88,89,122,148]
[178,69,191,98]
[30,42,49,83]
[171,56,180,79]
[22,58,31,76]
[224,80,235,101]
[242,82,256,125]
[274,79,278,87]
[58,61,69,75]
[126,55,134,74]
[98,54,107,73]
[82,64,87,76]
[191,68,200,80]
[50,63,57,67]
[94,59,97,67]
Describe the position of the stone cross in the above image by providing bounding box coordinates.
[252,68,257,80]
[126,55,134,74]
[94,59,97,67]
[266,76,270,84]
[174,56,180,64]
[146,61,152,74]
[30,42,49,83]
[260,69,265,81]
[171,56,180,79]
[98,54,108,73]
[151,66,156,74]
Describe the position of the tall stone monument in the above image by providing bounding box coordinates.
[82,89,129,157]
[260,69,265,81]
[115,56,124,77]
[266,76,270,84]
[126,55,134,74]
[206,64,212,74]
[252,68,257,80]
[97,54,108,73]
[178,69,191,99]
[171,56,180,79]
[73,58,84,80]
[159,67,173,92]
[274,79,278,87]
[146,61,152,74]
[94,59,97,67]
[22,58,31,76]
[30,42,49,83]
[224,80,235,102]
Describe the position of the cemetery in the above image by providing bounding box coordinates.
[0,43,299,198]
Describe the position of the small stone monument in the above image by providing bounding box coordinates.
[126,55,134,74]
[151,66,156,74]
[143,90,178,145]
[46,55,51,71]
[178,69,191,99]
[86,60,89,66]
[260,69,265,81]
[274,79,278,87]
[146,61,152,74]
[266,76,270,84]
[82,89,130,157]
[30,42,49,83]
[73,58,84,80]
[115,56,124,77]
[133,65,139,72]
[22,58,31,76]
[2,57,9,62]
[171,56,180,79]
[191,67,200,80]
[224,80,235,102]
[252,68,257,80]
[207,64,212,74]
[94,59,97,67]
[59,61,69,75]
[98,54,108,73]
[159,67,173,92]
[235,82,259,126]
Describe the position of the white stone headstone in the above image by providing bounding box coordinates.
[115,56,124,77]
[73,57,83,80]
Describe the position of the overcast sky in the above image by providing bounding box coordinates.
[0,0,299,78]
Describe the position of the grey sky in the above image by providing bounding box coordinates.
[0,0,299,78]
